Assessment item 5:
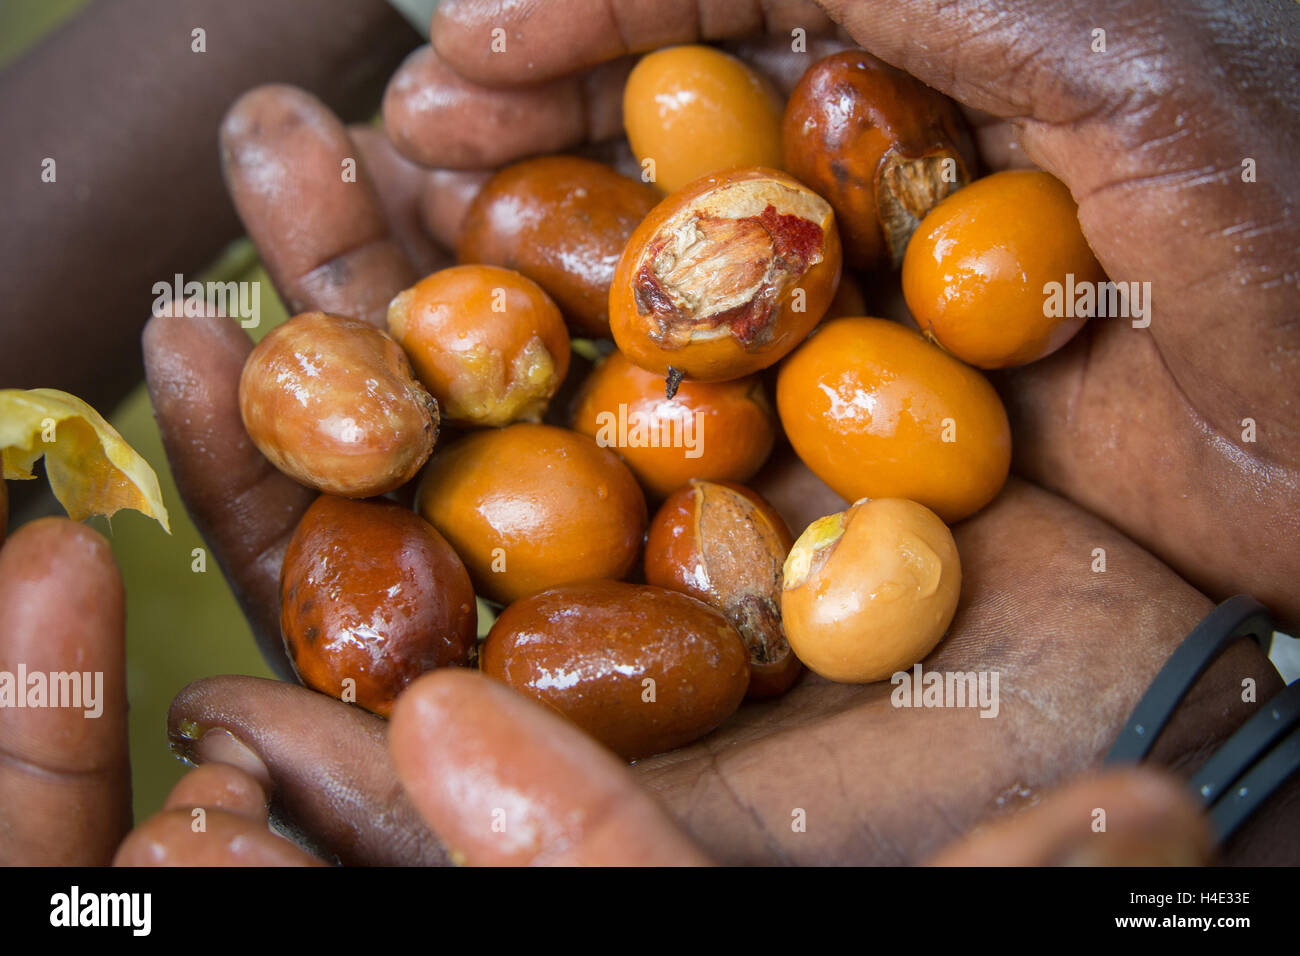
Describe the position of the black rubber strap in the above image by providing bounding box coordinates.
[1104,595,1272,764]
[1189,679,1300,806]
[1208,722,1300,841]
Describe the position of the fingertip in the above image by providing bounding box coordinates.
[381,45,587,170]
[220,83,327,155]
[431,0,626,88]
[928,766,1214,866]
[112,808,323,867]
[390,669,709,866]
[1,516,115,576]
[162,762,270,821]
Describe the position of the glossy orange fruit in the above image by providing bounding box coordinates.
[388,264,570,427]
[903,170,1105,368]
[570,349,776,499]
[776,317,1010,522]
[414,424,646,604]
[623,45,783,194]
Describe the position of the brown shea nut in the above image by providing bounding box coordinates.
[387,264,570,427]
[239,312,437,497]
[645,480,801,698]
[610,167,842,383]
[782,51,974,270]
[781,497,961,684]
[458,156,660,338]
[281,495,477,717]
[415,424,646,604]
[481,580,749,759]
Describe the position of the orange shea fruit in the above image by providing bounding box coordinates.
[903,170,1105,368]
[776,317,1010,523]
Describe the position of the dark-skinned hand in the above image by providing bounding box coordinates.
[113,0,1299,865]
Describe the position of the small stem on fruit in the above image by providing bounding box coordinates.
[665,366,685,399]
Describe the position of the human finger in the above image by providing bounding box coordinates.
[167,675,448,866]
[382,45,631,170]
[928,766,1213,866]
[161,761,270,823]
[431,0,835,87]
[390,669,710,866]
[142,312,311,676]
[348,123,453,276]
[221,84,416,327]
[0,519,130,865]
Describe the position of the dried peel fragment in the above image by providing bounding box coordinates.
[877,149,968,268]
[0,388,170,532]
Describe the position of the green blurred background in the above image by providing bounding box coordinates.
[3,0,451,823]
[4,1,280,819]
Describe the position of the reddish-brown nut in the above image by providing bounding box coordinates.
[610,167,842,383]
[387,264,570,427]
[239,312,438,497]
[481,580,749,759]
[644,480,801,698]
[458,156,660,338]
[782,51,975,270]
[280,495,477,717]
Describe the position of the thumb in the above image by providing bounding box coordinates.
[389,669,710,866]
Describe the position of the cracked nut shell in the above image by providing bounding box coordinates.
[782,50,974,270]
[645,480,801,698]
[781,497,960,683]
[610,167,842,383]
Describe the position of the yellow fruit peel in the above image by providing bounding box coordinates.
[0,388,170,532]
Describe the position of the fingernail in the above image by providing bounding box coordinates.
[193,728,272,791]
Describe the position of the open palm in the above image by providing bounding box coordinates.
[131,0,1299,865]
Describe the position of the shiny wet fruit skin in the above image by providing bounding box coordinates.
[387,264,570,427]
[776,317,1010,523]
[238,311,437,498]
[414,424,646,604]
[457,156,659,338]
[782,50,974,270]
[781,497,961,684]
[902,170,1105,369]
[623,45,784,195]
[280,495,477,717]
[610,167,842,383]
[644,480,802,698]
[481,579,750,760]
[570,349,776,499]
